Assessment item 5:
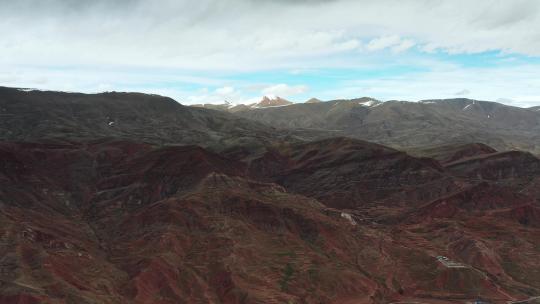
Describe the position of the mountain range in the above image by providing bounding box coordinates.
[1,86,540,303]
[194,95,540,155]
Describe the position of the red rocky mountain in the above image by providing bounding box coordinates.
[1,87,540,303]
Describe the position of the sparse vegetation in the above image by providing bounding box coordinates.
[280,263,295,291]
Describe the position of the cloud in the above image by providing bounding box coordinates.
[454,89,471,96]
[261,84,308,97]
[186,86,244,104]
[2,0,540,71]
[366,36,402,51]
[366,36,416,53]
[215,86,235,95]
[334,64,540,107]
[392,39,416,53]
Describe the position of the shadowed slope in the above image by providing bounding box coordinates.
[248,137,456,209]
[410,142,498,164]
[0,87,278,150]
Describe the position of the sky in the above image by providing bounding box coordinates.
[1,0,540,106]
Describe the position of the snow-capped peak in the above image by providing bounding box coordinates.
[251,95,292,108]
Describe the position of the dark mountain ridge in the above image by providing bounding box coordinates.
[0,86,280,151]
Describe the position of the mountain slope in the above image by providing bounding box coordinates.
[409,143,498,164]
[247,137,456,209]
[0,87,279,150]
[3,140,540,303]
[231,98,540,154]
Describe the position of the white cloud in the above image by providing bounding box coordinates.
[215,86,235,95]
[365,36,415,53]
[2,0,540,71]
[261,84,308,97]
[366,35,402,51]
[332,64,540,107]
[392,39,416,53]
[186,86,244,104]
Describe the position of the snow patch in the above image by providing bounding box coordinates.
[17,88,36,92]
[340,212,357,226]
[250,103,292,109]
[359,100,378,107]
[462,100,476,111]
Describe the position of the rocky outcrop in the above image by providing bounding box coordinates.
[248,137,456,209]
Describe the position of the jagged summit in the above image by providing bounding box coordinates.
[253,95,292,108]
[191,95,293,111]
